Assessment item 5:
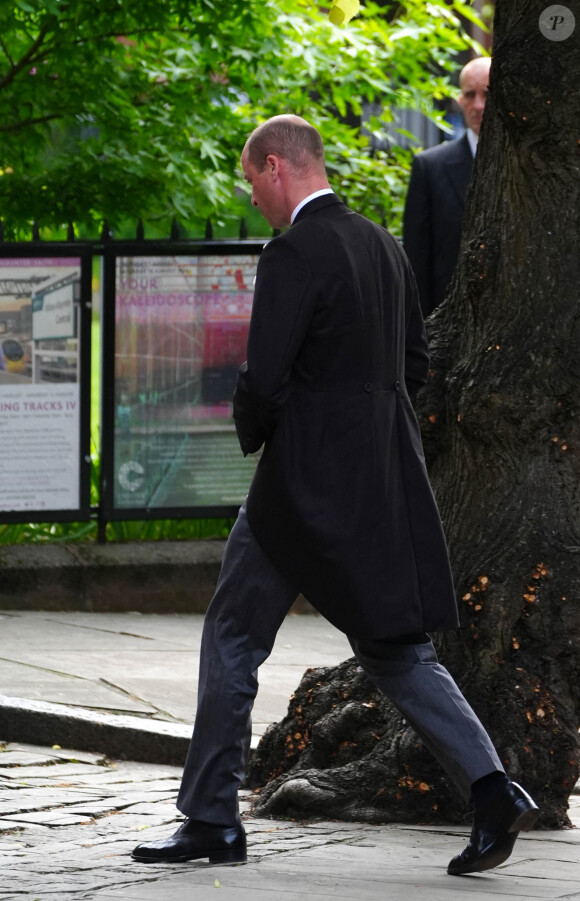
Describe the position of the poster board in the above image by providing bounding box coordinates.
[101,244,264,519]
[0,249,92,521]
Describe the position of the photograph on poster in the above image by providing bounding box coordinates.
[0,258,82,513]
[114,254,260,510]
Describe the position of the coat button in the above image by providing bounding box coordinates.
[394,380,401,391]
[364,382,374,393]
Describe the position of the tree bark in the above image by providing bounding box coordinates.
[246,0,580,830]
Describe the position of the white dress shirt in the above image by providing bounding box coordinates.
[467,128,479,157]
[291,189,335,224]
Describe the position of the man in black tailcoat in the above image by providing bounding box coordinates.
[403,57,491,317]
[132,114,538,875]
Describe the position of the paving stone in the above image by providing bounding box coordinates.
[7,810,95,825]
[0,750,61,765]
[1,776,108,791]
[69,778,180,793]
[43,747,110,765]
[0,762,111,779]
[45,774,176,791]
[0,839,27,850]
[0,819,51,832]
[112,801,177,816]
[0,657,158,715]
[0,789,101,816]
[56,801,128,817]
[93,792,177,808]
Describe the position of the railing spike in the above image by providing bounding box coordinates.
[205,218,213,240]
[239,218,247,240]
[136,219,145,241]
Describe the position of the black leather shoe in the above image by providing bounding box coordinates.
[131,819,247,864]
[448,781,539,876]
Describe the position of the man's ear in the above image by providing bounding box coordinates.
[265,153,281,180]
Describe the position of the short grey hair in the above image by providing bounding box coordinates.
[245,115,325,173]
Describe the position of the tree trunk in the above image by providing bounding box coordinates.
[245,0,580,830]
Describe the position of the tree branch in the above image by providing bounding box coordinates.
[0,19,53,92]
[0,21,185,94]
[0,113,60,134]
[0,35,15,68]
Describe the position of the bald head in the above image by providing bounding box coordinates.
[458,57,491,136]
[243,115,326,176]
[459,56,491,90]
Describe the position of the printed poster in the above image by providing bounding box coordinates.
[113,255,260,509]
[0,258,82,513]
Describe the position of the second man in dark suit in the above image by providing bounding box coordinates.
[403,57,491,317]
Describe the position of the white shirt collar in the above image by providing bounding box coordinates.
[291,189,334,224]
[467,128,479,157]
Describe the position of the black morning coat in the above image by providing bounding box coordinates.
[233,193,459,641]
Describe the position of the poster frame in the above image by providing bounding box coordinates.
[100,240,265,521]
[0,243,93,523]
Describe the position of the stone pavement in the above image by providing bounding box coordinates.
[0,610,579,900]
[0,741,579,901]
[0,609,350,763]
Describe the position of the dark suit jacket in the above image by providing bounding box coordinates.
[233,194,458,640]
[403,133,473,317]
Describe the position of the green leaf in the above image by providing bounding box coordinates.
[451,1,489,31]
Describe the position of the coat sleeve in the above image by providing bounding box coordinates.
[233,237,314,456]
[402,153,434,319]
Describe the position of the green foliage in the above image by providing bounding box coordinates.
[0,515,234,544]
[103,517,235,541]
[0,0,485,238]
[0,520,96,544]
[0,0,486,546]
